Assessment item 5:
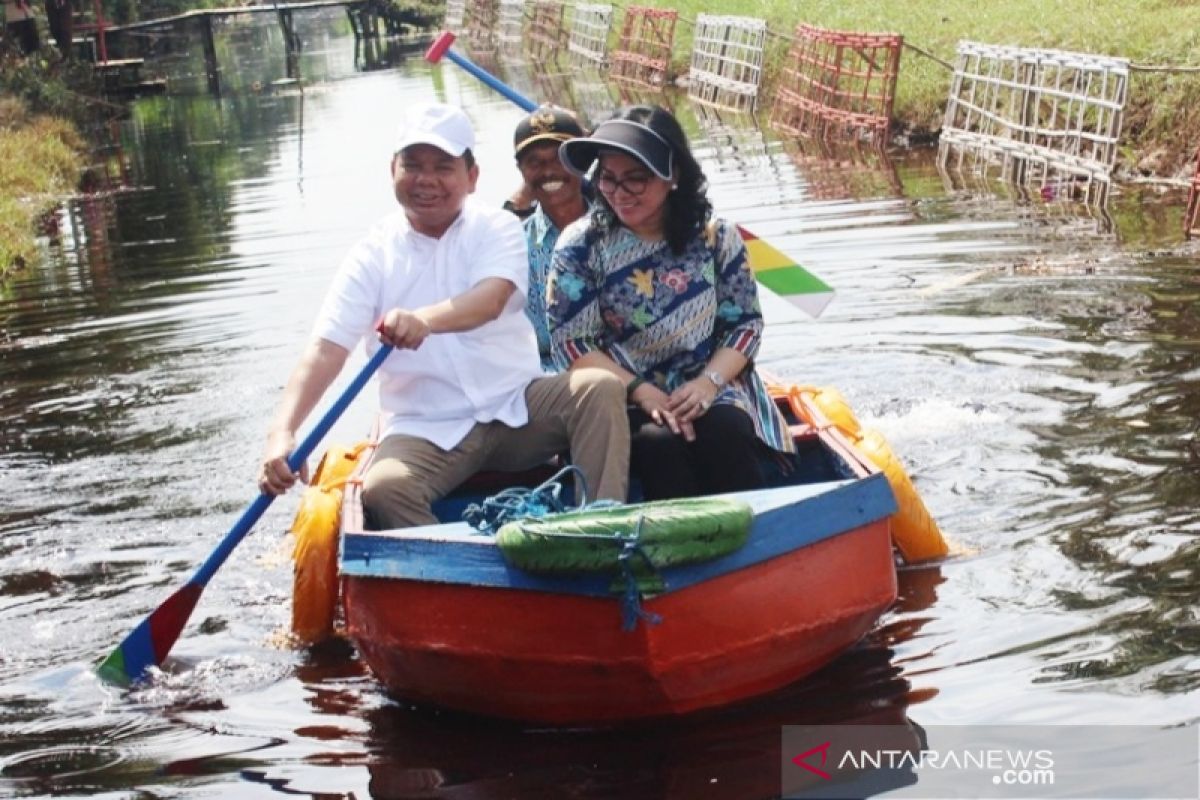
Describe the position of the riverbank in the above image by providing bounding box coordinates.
[649,0,1200,179]
[0,51,103,278]
[0,96,82,276]
[4,0,1197,278]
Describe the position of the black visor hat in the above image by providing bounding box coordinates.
[559,119,674,180]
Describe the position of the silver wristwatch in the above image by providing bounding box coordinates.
[704,370,726,388]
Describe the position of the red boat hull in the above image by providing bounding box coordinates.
[343,518,896,724]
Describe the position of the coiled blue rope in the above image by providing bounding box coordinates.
[462,464,613,534]
[462,465,662,631]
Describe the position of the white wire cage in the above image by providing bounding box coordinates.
[938,40,1130,203]
[687,14,766,112]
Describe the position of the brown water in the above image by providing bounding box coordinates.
[1,19,1198,799]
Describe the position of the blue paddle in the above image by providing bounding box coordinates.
[98,344,394,686]
[426,31,539,112]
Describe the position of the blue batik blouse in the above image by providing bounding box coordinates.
[523,203,561,371]
[547,216,795,454]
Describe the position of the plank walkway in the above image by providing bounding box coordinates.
[104,0,372,33]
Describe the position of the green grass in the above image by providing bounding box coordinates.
[0,97,83,276]
[631,0,1200,174]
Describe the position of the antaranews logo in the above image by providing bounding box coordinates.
[836,746,1055,784]
[781,724,1200,800]
[790,741,1054,778]
[791,741,832,780]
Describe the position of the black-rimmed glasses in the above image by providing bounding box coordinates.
[595,171,652,196]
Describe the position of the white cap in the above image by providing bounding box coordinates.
[393,103,475,157]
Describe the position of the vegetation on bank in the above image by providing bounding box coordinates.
[643,0,1200,177]
[0,97,81,274]
[0,52,98,276]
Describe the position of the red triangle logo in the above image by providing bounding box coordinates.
[791,740,833,780]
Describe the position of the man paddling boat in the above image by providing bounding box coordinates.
[259,102,630,527]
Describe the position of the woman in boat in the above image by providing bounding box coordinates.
[548,104,795,501]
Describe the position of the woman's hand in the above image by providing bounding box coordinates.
[667,377,719,424]
[631,382,696,442]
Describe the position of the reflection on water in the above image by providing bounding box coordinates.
[1,25,1198,799]
[789,140,903,202]
[939,156,1117,239]
[359,649,916,800]
[105,9,382,94]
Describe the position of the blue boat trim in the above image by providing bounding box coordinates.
[339,474,897,598]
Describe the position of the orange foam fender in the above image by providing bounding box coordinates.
[855,429,948,563]
[802,385,863,439]
[290,442,368,644]
[769,380,948,564]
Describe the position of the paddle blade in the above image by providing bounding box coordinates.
[737,225,834,318]
[97,582,203,686]
[425,30,456,63]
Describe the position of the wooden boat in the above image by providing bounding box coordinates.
[332,387,916,724]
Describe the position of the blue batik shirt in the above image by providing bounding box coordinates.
[525,202,587,371]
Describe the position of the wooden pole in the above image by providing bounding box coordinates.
[199,14,221,95]
[278,8,299,80]
[93,0,108,61]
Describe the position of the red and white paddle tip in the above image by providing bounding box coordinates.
[424,31,457,64]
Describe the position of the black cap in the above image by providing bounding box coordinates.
[514,105,586,158]
[559,119,674,180]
